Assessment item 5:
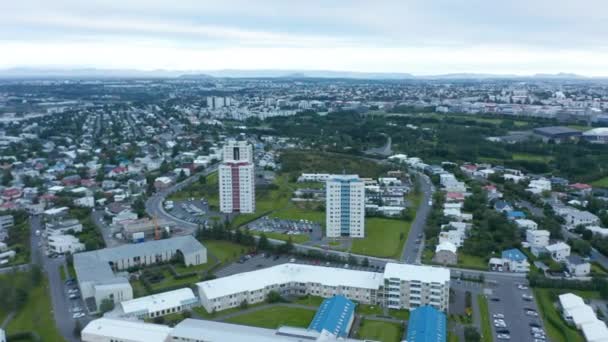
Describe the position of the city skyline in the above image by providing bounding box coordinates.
[2,0,608,76]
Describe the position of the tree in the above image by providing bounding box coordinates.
[1,169,13,186]
[362,258,370,267]
[257,233,271,251]
[582,229,593,241]
[464,326,481,342]
[571,239,592,256]
[266,291,282,303]
[30,264,42,287]
[239,299,249,309]
[99,298,115,314]
[73,320,82,338]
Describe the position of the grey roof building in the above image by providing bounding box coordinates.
[74,236,207,310]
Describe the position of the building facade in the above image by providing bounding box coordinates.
[326,175,365,238]
[196,263,450,314]
[219,140,255,213]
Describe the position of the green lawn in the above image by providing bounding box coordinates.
[224,306,316,329]
[6,278,65,342]
[448,331,459,342]
[205,240,247,264]
[534,288,584,342]
[477,295,492,342]
[293,295,325,306]
[456,254,488,270]
[357,304,384,316]
[591,176,608,188]
[168,172,219,206]
[192,301,268,319]
[512,153,553,163]
[271,203,325,224]
[231,175,293,228]
[388,309,410,321]
[351,217,411,258]
[356,319,404,342]
[148,268,199,291]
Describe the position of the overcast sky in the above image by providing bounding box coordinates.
[2,0,608,75]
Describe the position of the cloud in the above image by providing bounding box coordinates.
[1,0,608,74]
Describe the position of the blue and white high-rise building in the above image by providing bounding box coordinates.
[326,175,365,238]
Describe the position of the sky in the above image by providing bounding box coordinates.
[2,0,608,76]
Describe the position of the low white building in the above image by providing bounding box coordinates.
[118,288,198,319]
[81,318,172,342]
[545,242,571,261]
[559,293,608,342]
[0,328,5,342]
[197,263,450,313]
[46,219,83,235]
[585,226,608,238]
[515,219,538,231]
[566,255,591,277]
[298,173,331,182]
[47,234,85,254]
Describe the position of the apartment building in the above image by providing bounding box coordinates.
[219,140,255,213]
[196,263,450,314]
[326,175,365,238]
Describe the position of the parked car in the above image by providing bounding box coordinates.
[497,334,511,340]
[493,313,505,319]
[72,312,85,319]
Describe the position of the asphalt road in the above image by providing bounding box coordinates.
[145,164,218,234]
[30,215,85,342]
[401,172,433,263]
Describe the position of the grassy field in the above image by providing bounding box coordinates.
[271,203,325,224]
[6,278,65,342]
[168,172,219,205]
[231,175,293,228]
[356,319,404,342]
[281,150,391,178]
[224,306,316,329]
[448,331,459,342]
[591,176,608,188]
[534,288,585,342]
[512,153,553,163]
[457,254,488,270]
[477,295,492,342]
[293,295,325,306]
[351,217,411,258]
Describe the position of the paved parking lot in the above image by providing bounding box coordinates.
[485,279,546,342]
[247,216,323,242]
[168,199,216,227]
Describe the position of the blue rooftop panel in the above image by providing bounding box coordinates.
[502,248,527,262]
[406,306,447,342]
[307,295,355,337]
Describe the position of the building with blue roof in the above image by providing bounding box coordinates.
[506,210,526,220]
[406,305,446,342]
[308,295,355,338]
[492,248,530,273]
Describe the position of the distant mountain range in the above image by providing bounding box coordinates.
[0,67,600,80]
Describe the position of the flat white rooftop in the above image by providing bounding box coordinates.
[82,318,171,342]
[197,263,384,300]
[384,263,451,283]
[120,288,196,315]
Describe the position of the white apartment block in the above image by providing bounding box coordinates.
[326,175,365,238]
[219,140,255,214]
[526,229,550,256]
[545,242,571,261]
[47,234,85,254]
[196,263,450,313]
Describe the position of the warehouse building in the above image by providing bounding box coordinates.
[533,126,582,143]
[197,263,450,313]
[406,305,447,342]
[118,288,198,319]
[74,236,206,310]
